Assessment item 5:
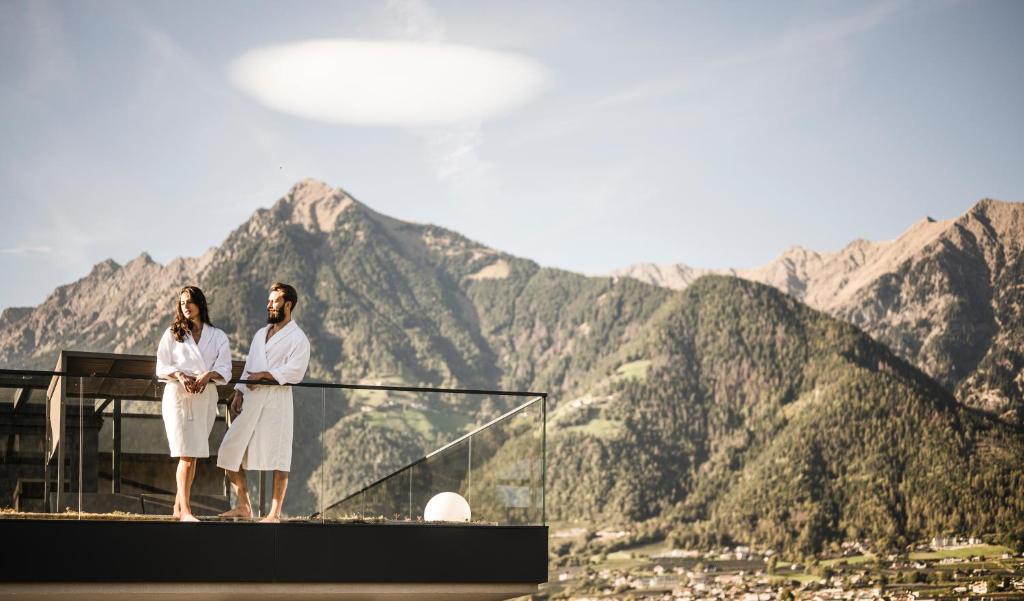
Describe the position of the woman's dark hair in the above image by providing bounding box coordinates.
[171,286,212,342]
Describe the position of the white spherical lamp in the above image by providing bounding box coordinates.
[424,492,471,522]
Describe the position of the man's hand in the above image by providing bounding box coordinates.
[175,371,197,394]
[230,390,244,418]
[248,371,278,382]
[246,371,278,389]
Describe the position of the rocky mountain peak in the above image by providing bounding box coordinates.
[125,252,157,269]
[89,258,121,277]
[288,178,343,204]
[609,262,725,289]
[281,178,356,233]
[961,198,1024,243]
[776,245,823,265]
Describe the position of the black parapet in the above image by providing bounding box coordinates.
[0,519,548,584]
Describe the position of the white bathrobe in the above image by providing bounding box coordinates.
[216,320,310,472]
[155,325,233,458]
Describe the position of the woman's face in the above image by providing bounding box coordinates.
[180,293,200,322]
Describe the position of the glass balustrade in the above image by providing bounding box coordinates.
[0,364,545,527]
[323,394,545,525]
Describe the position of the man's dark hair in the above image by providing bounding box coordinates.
[271,282,298,311]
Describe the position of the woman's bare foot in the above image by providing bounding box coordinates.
[179,513,200,523]
[219,506,252,519]
[259,514,281,523]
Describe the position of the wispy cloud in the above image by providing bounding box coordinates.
[418,122,494,195]
[382,0,498,196]
[506,0,909,153]
[7,0,74,101]
[598,1,906,111]
[129,17,284,160]
[384,0,446,43]
[0,245,52,256]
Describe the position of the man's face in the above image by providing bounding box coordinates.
[180,293,199,322]
[267,290,289,324]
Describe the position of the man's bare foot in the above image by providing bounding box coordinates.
[219,506,252,519]
[179,513,200,523]
[259,514,281,523]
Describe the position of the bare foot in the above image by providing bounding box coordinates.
[219,506,253,519]
[259,514,281,523]
[179,513,200,523]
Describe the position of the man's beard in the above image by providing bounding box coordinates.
[267,309,284,324]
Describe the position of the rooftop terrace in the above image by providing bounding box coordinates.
[0,351,548,600]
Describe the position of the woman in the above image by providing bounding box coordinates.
[155,286,232,522]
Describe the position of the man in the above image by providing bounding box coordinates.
[217,282,310,522]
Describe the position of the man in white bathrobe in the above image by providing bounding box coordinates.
[217,282,310,522]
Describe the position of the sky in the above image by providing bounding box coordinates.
[1,0,1022,310]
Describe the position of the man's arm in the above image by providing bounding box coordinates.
[246,370,277,383]
[268,335,311,385]
[234,348,255,395]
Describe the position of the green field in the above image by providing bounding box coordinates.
[563,418,625,440]
[821,554,876,567]
[612,359,651,383]
[362,405,476,443]
[909,544,1010,560]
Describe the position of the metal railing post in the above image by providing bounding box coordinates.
[112,398,121,494]
[78,376,83,518]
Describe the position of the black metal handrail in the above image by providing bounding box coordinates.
[0,368,546,398]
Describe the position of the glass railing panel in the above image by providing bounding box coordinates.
[357,464,412,520]
[410,436,471,521]
[240,383,329,519]
[0,372,53,514]
[54,375,233,518]
[320,393,545,525]
[317,389,509,520]
[307,385,352,521]
[467,396,545,525]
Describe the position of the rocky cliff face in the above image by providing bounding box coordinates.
[0,252,199,369]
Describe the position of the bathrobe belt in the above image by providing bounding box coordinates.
[184,390,194,421]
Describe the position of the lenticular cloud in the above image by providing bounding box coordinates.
[229,39,549,127]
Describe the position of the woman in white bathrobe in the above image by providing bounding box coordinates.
[155,286,232,522]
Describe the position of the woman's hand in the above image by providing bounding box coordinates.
[194,371,216,393]
[175,371,197,394]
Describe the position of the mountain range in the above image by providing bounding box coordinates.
[614,200,1024,426]
[1,179,1021,552]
